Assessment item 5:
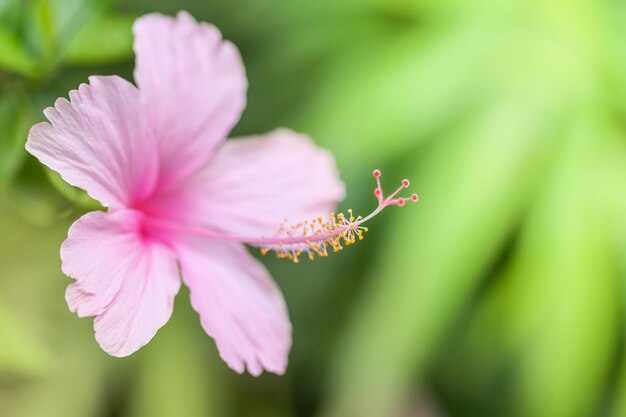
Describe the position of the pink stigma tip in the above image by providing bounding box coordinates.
[369,169,418,210]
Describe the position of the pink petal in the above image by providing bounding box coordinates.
[175,237,291,376]
[142,128,346,237]
[133,11,247,187]
[61,210,181,357]
[26,76,158,208]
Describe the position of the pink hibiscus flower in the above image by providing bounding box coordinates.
[26,11,417,376]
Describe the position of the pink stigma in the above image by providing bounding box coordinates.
[372,169,419,208]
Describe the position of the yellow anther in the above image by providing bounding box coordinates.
[266,202,382,263]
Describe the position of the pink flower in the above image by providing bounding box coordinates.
[25,11,345,376]
[26,11,418,376]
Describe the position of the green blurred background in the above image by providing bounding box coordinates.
[1,0,626,416]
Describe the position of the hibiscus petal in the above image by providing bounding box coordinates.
[61,210,181,357]
[144,128,346,237]
[175,237,291,376]
[133,11,247,186]
[26,76,158,208]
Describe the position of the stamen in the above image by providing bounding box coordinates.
[259,169,418,262]
[143,169,418,264]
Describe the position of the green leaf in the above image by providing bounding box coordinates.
[64,13,134,65]
[126,297,229,417]
[0,303,54,378]
[0,28,36,76]
[22,0,108,72]
[0,96,31,183]
[293,15,505,169]
[320,87,571,417]
[27,0,57,60]
[2,330,107,417]
[0,0,24,34]
[43,168,102,211]
[0,202,107,417]
[508,117,621,417]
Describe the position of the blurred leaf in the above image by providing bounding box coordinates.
[48,0,105,37]
[592,129,626,417]
[294,8,521,172]
[0,303,54,378]
[26,0,56,61]
[3,329,108,417]
[508,117,621,417]
[43,168,102,211]
[126,298,229,417]
[64,13,134,65]
[22,0,108,72]
[0,184,68,227]
[0,0,23,32]
[315,1,622,415]
[0,96,31,184]
[448,118,626,417]
[0,28,36,76]
[320,90,569,417]
[0,202,108,417]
